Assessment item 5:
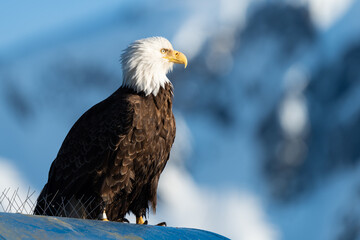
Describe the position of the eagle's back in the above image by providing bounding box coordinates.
[34,83,175,220]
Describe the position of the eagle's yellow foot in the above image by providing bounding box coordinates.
[136,216,148,225]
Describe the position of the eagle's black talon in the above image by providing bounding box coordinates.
[144,220,148,225]
[116,218,129,223]
[156,222,167,226]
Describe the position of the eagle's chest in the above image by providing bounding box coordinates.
[115,90,175,180]
[135,97,175,158]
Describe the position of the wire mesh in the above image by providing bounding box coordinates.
[0,188,104,219]
[0,187,36,215]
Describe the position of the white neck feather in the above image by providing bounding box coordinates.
[121,37,174,96]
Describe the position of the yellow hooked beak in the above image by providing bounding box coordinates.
[164,50,188,68]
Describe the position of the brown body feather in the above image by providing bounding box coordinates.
[34,83,176,220]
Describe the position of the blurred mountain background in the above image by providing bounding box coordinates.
[1,0,360,239]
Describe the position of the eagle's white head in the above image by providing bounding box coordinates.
[121,37,187,96]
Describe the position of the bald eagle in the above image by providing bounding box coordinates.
[34,37,187,225]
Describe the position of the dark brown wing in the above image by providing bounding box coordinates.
[40,87,135,201]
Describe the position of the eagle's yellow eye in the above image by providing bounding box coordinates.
[161,48,167,54]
